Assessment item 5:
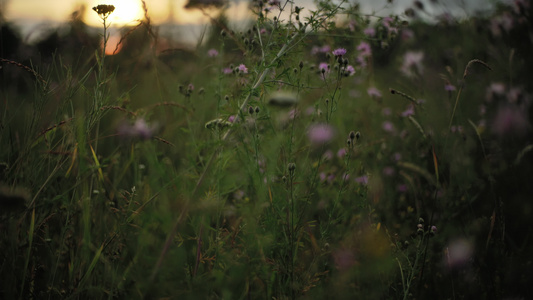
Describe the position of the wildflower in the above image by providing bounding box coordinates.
[307,123,336,145]
[356,42,372,58]
[492,104,530,138]
[223,67,232,74]
[367,87,382,99]
[430,225,437,235]
[444,83,456,92]
[382,121,395,133]
[333,249,357,271]
[342,65,356,76]
[92,4,115,18]
[363,27,376,37]
[332,48,347,57]
[318,62,329,74]
[337,148,347,158]
[237,64,248,74]
[228,115,236,123]
[383,166,395,176]
[401,105,415,117]
[118,118,154,140]
[396,184,408,192]
[485,82,506,102]
[354,175,368,185]
[445,239,473,269]
[400,51,424,78]
[207,49,219,57]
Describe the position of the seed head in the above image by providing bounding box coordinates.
[93,4,115,17]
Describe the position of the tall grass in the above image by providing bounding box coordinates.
[1,0,533,298]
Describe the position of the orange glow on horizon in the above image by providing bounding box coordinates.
[103,35,123,55]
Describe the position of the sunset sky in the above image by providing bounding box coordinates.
[3,0,504,26]
[2,0,504,46]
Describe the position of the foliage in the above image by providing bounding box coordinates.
[1,0,533,298]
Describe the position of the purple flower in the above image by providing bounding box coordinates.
[118,118,154,140]
[342,65,356,76]
[307,123,336,145]
[492,105,530,138]
[445,239,473,269]
[320,45,331,53]
[237,64,248,74]
[332,48,347,57]
[401,51,424,78]
[355,175,368,185]
[383,166,395,176]
[357,42,371,58]
[367,87,382,98]
[444,83,456,92]
[396,184,408,193]
[363,27,375,37]
[393,153,402,162]
[318,62,329,73]
[382,121,395,133]
[337,148,347,158]
[207,48,218,57]
[228,115,236,123]
[187,83,194,91]
[223,67,232,74]
[401,105,415,117]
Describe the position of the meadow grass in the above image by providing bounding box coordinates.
[1,0,533,299]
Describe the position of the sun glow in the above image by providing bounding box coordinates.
[87,0,144,27]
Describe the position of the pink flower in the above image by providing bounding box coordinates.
[444,83,456,92]
[400,51,424,78]
[382,121,395,133]
[355,175,368,185]
[401,105,415,117]
[367,87,382,98]
[337,148,347,158]
[318,62,329,73]
[332,48,347,56]
[342,65,356,76]
[307,123,336,145]
[223,67,233,74]
[228,115,236,123]
[356,42,371,58]
[383,166,395,176]
[445,239,474,269]
[237,64,248,74]
[396,184,408,192]
[118,118,154,140]
[492,105,530,138]
[363,27,375,37]
[207,49,218,57]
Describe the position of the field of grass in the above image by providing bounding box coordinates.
[1,0,533,298]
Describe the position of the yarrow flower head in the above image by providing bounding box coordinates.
[92,4,115,18]
[332,48,347,57]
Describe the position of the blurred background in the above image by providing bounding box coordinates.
[1,0,506,46]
